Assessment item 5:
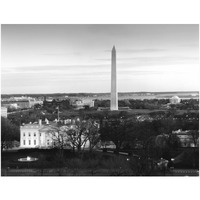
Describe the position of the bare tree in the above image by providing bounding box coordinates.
[189,130,199,168]
[47,125,70,175]
[1,117,20,151]
[47,125,70,150]
[66,118,90,152]
[47,118,100,153]
[85,119,100,152]
[190,130,199,147]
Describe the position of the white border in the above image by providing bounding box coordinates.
[0,1,200,200]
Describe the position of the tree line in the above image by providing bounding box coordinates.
[1,117,20,151]
[3,109,199,156]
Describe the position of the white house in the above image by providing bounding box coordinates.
[20,119,93,149]
[20,120,49,148]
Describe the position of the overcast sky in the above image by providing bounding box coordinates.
[1,24,199,94]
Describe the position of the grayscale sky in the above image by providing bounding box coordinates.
[1,24,199,94]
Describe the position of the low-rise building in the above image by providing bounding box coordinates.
[1,107,8,118]
[1,100,30,109]
[29,99,43,107]
[71,99,94,110]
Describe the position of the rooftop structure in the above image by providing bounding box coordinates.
[170,96,181,104]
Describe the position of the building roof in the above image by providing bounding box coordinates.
[2,100,29,104]
[21,123,42,129]
[171,95,180,99]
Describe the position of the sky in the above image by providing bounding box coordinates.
[1,24,199,94]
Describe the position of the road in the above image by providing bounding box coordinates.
[7,109,33,115]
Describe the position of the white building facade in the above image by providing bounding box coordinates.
[20,123,41,148]
[20,120,56,148]
[170,96,181,104]
[20,120,93,149]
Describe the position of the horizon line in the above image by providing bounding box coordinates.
[1,90,199,96]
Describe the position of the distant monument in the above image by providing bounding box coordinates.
[97,46,129,111]
[110,46,118,111]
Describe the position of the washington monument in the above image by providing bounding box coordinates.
[110,46,118,111]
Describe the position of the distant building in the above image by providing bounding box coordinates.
[1,100,30,109]
[29,99,43,107]
[71,99,94,110]
[161,103,171,109]
[2,99,43,110]
[136,115,153,122]
[172,129,199,147]
[170,96,181,104]
[97,107,110,111]
[1,107,8,118]
[118,107,130,111]
[97,106,129,111]
[45,97,54,102]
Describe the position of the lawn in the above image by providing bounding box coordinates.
[2,147,198,176]
[1,149,140,176]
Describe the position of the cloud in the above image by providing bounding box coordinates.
[40,52,81,56]
[103,48,167,53]
[119,48,167,53]
[96,56,199,66]
[3,67,192,83]
[40,53,70,56]
[3,64,109,73]
[178,43,199,48]
[2,54,198,78]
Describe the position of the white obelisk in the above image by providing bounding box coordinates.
[110,46,118,110]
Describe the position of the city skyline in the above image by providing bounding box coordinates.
[1,24,199,94]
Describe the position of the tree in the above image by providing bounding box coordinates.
[85,119,100,152]
[100,116,130,152]
[47,125,70,150]
[168,132,181,149]
[66,118,91,152]
[145,134,171,159]
[1,117,20,151]
[189,130,199,168]
[33,103,42,110]
[47,118,98,153]
[190,130,199,147]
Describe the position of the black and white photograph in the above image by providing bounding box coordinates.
[1,24,199,177]
[1,1,200,200]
